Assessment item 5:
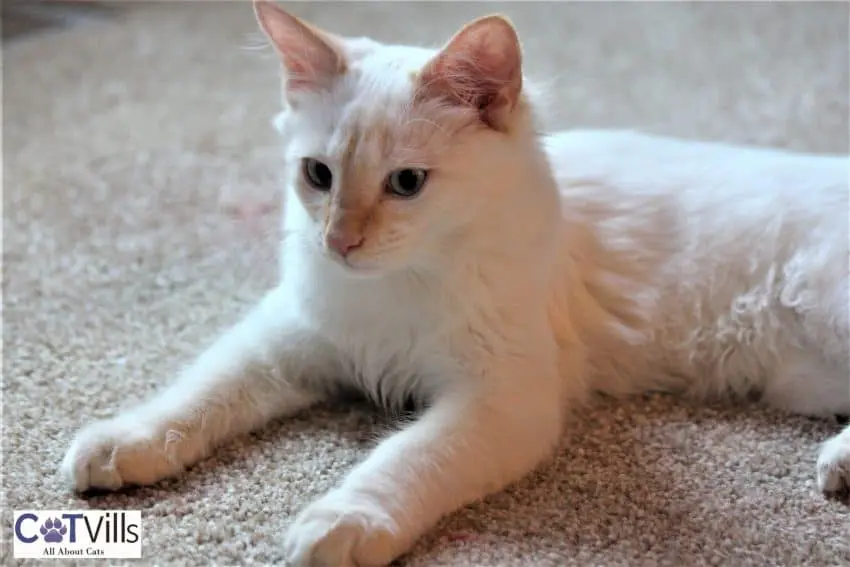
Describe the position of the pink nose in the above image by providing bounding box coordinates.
[327,232,364,257]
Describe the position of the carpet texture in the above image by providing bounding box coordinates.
[4,2,849,565]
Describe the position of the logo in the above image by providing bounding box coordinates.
[40,518,68,543]
[13,510,142,559]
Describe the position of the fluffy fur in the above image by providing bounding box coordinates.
[60,3,850,566]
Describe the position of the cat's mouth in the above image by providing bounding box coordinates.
[324,248,385,278]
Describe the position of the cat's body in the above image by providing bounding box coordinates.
[281,126,850,415]
[547,130,849,413]
[61,4,850,566]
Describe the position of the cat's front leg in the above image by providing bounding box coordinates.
[60,287,338,492]
[284,361,564,567]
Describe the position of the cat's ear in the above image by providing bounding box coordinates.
[253,0,346,93]
[418,15,523,130]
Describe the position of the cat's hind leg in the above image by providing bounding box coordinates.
[759,350,850,494]
[60,287,339,492]
[818,425,850,493]
[760,350,849,417]
[767,242,850,492]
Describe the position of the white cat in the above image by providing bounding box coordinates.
[60,2,850,565]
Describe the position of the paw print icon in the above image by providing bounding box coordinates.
[40,518,67,543]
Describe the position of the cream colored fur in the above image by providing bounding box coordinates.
[60,3,850,566]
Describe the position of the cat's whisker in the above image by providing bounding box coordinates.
[239,31,275,53]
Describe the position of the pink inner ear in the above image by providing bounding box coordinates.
[417,17,522,125]
[255,1,345,92]
[426,53,508,109]
[284,47,335,91]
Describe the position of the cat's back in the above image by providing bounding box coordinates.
[542,129,848,391]
[543,129,847,260]
[544,129,846,207]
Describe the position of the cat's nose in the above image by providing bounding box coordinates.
[326,232,364,257]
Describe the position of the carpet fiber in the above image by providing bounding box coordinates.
[4,2,849,565]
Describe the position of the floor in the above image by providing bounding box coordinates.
[3,2,849,565]
[2,1,114,42]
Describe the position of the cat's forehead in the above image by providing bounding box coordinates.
[351,41,436,85]
[296,43,446,165]
[337,43,437,129]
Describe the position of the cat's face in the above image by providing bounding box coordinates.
[255,1,526,276]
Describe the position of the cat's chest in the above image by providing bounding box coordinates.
[285,259,455,396]
[323,286,453,405]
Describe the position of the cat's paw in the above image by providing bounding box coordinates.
[817,428,850,494]
[60,416,175,492]
[284,490,404,567]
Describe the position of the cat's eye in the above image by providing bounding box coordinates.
[302,158,333,191]
[386,168,428,198]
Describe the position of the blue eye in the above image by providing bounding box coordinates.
[302,158,333,191]
[386,168,428,198]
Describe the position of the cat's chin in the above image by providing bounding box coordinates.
[324,253,389,280]
[337,264,386,280]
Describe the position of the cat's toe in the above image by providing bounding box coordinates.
[59,417,166,492]
[61,420,126,492]
[817,428,850,494]
[284,490,402,567]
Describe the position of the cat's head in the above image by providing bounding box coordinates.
[255,1,549,277]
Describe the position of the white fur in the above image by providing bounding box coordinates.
[61,15,849,567]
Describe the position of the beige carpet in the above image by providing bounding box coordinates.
[4,2,849,565]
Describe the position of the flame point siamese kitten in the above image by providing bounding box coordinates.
[61,2,850,565]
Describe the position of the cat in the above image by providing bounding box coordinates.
[60,2,850,566]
